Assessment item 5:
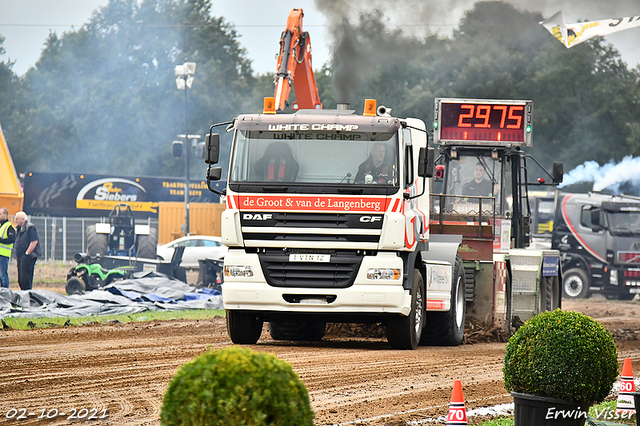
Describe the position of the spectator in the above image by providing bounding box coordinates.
[14,211,41,290]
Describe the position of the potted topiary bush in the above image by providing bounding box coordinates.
[503,309,618,426]
[160,346,314,426]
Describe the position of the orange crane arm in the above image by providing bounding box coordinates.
[274,9,322,113]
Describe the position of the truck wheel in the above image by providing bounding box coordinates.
[269,321,326,341]
[539,275,561,312]
[86,225,108,256]
[226,310,263,344]
[136,228,158,259]
[562,268,590,299]
[386,268,425,350]
[420,256,466,346]
[66,277,86,295]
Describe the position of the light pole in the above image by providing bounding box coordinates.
[174,62,196,236]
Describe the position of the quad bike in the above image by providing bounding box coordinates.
[66,253,131,295]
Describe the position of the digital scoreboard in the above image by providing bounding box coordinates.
[433,98,533,146]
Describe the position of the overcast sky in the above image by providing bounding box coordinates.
[0,0,331,76]
[0,0,639,77]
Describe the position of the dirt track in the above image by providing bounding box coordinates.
[1,297,639,426]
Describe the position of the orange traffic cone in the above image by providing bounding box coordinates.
[616,358,636,414]
[447,380,468,425]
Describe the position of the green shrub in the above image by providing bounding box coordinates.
[160,347,314,426]
[503,309,618,405]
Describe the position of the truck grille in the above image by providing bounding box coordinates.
[258,250,363,288]
[241,212,383,244]
[618,251,640,264]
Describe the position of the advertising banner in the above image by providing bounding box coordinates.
[23,171,225,218]
[541,12,640,48]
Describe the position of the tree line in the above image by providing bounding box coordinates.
[1,0,639,182]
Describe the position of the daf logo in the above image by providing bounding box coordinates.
[243,213,273,221]
[359,216,382,223]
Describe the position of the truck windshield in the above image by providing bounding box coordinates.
[229,130,399,186]
[608,211,640,236]
[433,151,508,216]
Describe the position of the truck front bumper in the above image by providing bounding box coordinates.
[223,281,411,315]
[222,250,411,315]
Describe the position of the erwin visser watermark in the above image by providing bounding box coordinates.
[546,407,635,421]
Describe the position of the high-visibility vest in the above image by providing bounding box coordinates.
[0,221,13,258]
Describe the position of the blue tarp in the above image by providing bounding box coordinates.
[0,275,223,319]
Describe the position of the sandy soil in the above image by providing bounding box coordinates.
[1,264,639,425]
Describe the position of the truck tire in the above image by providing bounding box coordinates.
[269,321,326,341]
[66,277,86,295]
[539,275,561,312]
[226,310,263,344]
[562,268,590,299]
[386,268,425,350]
[85,225,108,256]
[420,256,466,346]
[136,228,158,259]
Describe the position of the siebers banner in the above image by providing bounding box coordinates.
[23,171,225,218]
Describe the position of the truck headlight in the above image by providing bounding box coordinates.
[367,268,401,280]
[225,265,254,278]
[610,269,618,286]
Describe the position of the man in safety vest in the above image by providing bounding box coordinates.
[0,207,16,289]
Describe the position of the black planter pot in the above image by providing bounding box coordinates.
[512,392,590,426]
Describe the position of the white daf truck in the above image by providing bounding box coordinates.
[204,98,562,349]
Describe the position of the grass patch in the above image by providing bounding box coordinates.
[2,309,225,330]
[477,419,513,426]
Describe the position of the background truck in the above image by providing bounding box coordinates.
[552,192,640,300]
[203,97,562,349]
[430,98,563,330]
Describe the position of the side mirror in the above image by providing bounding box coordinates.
[172,140,183,158]
[418,147,435,178]
[207,166,222,181]
[552,163,563,184]
[205,133,220,164]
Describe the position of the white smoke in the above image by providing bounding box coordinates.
[560,156,640,193]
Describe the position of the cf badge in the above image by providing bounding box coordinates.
[359,216,382,223]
